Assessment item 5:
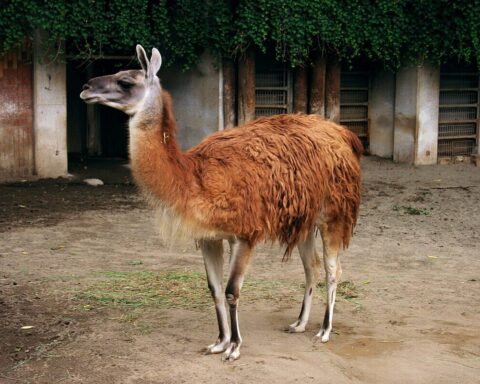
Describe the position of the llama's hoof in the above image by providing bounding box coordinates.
[315,328,331,343]
[205,339,229,354]
[221,342,241,362]
[287,322,306,333]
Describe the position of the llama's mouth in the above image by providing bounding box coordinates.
[80,92,100,104]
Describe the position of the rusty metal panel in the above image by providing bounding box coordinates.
[0,40,34,181]
[438,69,479,157]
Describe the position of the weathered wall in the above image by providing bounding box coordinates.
[415,65,440,165]
[33,31,68,178]
[394,67,417,163]
[393,65,440,165]
[0,43,34,181]
[370,70,395,158]
[161,53,221,150]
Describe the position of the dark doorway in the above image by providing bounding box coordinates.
[67,59,132,161]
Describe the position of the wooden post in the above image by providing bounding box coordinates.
[223,59,236,129]
[86,64,101,156]
[238,49,255,125]
[309,54,326,116]
[325,56,341,123]
[293,66,307,113]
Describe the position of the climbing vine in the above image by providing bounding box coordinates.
[0,0,479,69]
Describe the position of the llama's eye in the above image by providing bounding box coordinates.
[118,79,134,88]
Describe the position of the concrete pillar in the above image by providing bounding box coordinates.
[370,70,395,158]
[33,31,67,178]
[394,67,417,163]
[394,65,440,164]
[415,65,440,165]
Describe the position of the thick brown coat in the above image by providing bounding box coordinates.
[131,92,362,257]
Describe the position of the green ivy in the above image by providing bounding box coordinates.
[0,0,479,69]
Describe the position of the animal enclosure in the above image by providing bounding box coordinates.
[1,157,479,382]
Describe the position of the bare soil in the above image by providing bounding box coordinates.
[0,157,479,384]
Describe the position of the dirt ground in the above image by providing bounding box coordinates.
[0,156,479,384]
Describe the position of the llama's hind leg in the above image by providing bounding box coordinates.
[289,229,321,333]
[222,239,253,362]
[200,239,230,354]
[316,223,342,343]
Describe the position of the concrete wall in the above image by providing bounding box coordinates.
[33,31,68,178]
[370,70,395,158]
[394,67,417,163]
[415,65,440,165]
[161,52,222,150]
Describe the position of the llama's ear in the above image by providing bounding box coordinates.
[136,45,149,73]
[149,48,162,76]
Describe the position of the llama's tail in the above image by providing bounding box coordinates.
[341,127,364,159]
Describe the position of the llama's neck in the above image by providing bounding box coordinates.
[128,86,193,210]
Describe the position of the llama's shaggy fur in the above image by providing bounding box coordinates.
[130,91,362,258]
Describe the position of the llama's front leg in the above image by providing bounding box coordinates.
[200,239,230,354]
[289,229,321,333]
[316,224,341,343]
[222,239,253,362]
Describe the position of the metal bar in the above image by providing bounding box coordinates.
[255,104,288,109]
[255,86,289,91]
[441,72,480,76]
[438,135,477,140]
[340,102,369,106]
[439,104,479,108]
[437,119,478,124]
[440,88,479,92]
[340,118,369,123]
[340,87,369,91]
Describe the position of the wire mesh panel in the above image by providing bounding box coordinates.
[438,139,476,156]
[438,69,479,157]
[438,123,477,138]
[255,60,292,118]
[342,121,368,137]
[340,70,369,145]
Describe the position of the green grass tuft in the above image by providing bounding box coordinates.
[78,270,358,310]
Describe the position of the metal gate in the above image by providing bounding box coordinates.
[340,69,369,146]
[0,40,34,180]
[255,57,292,117]
[438,68,479,157]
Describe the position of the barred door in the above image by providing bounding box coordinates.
[438,68,479,157]
[255,57,292,117]
[340,69,369,147]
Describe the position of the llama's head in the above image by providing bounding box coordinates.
[80,45,162,115]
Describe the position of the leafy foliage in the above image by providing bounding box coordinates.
[0,0,479,69]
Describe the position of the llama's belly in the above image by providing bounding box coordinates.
[155,204,231,243]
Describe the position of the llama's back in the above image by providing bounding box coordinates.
[186,114,362,254]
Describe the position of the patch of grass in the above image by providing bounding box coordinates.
[78,270,359,310]
[393,205,431,216]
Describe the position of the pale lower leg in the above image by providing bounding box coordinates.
[222,239,253,361]
[316,226,341,342]
[289,229,321,333]
[200,239,230,354]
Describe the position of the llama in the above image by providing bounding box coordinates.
[80,45,363,361]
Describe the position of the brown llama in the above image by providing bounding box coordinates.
[80,45,363,361]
